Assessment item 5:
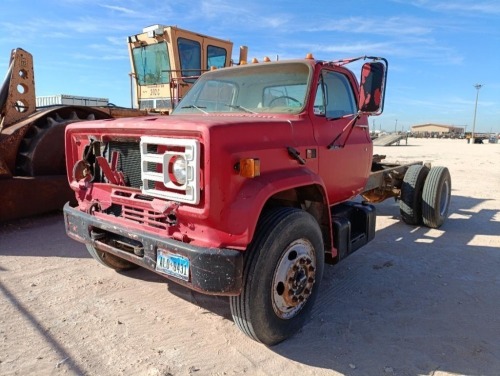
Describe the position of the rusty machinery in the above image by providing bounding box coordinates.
[1,26,247,222]
[0,49,144,222]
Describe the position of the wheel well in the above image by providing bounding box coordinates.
[263,185,332,257]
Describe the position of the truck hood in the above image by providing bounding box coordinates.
[65,113,300,136]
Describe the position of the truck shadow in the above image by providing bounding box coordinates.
[126,192,500,376]
[164,193,500,375]
[2,195,499,375]
[272,194,500,375]
[0,210,92,258]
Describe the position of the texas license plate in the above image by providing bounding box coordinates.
[156,249,190,281]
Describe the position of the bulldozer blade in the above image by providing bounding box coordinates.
[0,175,75,222]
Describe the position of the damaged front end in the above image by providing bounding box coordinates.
[63,127,243,295]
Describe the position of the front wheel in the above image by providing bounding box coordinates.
[230,207,324,346]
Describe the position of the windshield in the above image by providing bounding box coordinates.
[172,61,311,115]
[132,42,171,85]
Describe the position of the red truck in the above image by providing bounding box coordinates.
[63,56,451,345]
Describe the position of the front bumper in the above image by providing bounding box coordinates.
[63,203,243,295]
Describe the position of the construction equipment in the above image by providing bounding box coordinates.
[127,24,245,112]
[0,24,246,222]
[0,48,144,222]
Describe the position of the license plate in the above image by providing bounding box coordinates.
[156,249,190,281]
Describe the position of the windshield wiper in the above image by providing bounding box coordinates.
[181,105,208,114]
[223,104,257,114]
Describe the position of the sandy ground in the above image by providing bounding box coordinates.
[1,138,499,376]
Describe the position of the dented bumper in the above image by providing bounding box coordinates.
[63,203,243,295]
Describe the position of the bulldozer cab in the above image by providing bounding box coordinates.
[128,25,234,112]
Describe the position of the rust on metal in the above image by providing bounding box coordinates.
[0,48,36,130]
[362,158,423,203]
[0,45,150,222]
[0,176,75,222]
[0,116,32,176]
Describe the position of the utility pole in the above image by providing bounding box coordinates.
[394,119,398,133]
[472,84,483,142]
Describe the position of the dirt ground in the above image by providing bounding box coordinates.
[1,138,499,376]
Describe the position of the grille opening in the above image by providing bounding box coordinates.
[139,100,154,110]
[102,141,147,189]
[135,194,154,201]
[122,206,170,229]
[114,191,132,197]
[94,137,200,204]
[104,204,122,217]
[156,99,172,109]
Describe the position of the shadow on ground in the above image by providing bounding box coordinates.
[1,194,499,375]
[273,194,500,375]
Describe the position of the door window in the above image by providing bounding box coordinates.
[178,38,201,82]
[315,71,356,119]
[207,45,227,69]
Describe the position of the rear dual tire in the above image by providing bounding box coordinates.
[400,165,429,225]
[421,166,451,228]
[400,165,451,228]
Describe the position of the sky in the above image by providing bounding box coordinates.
[1,0,499,133]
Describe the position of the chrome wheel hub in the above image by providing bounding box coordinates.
[272,239,316,319]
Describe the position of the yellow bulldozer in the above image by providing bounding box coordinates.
[0,25,246,222]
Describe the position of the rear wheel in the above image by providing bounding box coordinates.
[230,207,324,346]
[399,165,429,225]
[86,244,138,271]
[421,166,451,228]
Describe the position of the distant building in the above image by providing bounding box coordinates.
[411,124,464,138]
[36,94,109,108]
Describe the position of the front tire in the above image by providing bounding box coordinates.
[229,207,324,346]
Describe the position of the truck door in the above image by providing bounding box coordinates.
[312,69,372,204]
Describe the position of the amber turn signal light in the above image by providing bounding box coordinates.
[238,158,261,178]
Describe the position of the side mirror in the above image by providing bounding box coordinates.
[358,60,387,115]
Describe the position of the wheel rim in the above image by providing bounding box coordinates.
[439,179,450,216]
[271,239,317,319]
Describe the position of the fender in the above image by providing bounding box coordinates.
[220,166,331,248]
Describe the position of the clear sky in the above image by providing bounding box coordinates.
[1,0,499,133]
